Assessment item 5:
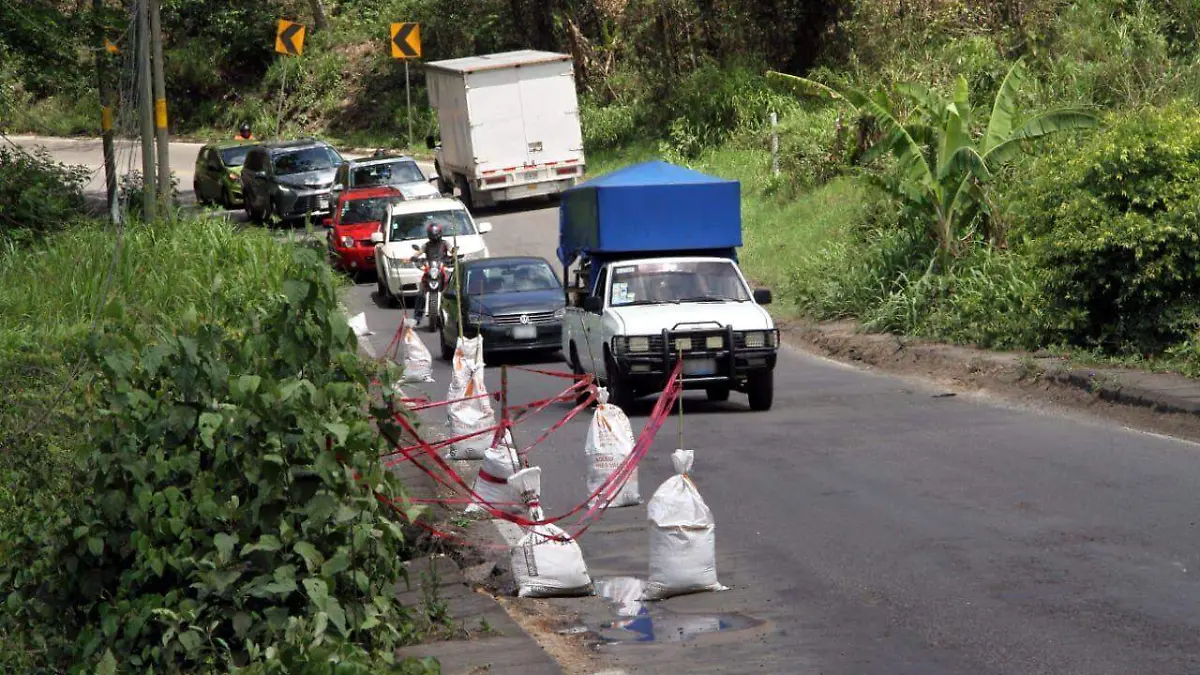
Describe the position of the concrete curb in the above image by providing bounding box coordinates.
[786,319,1200,420]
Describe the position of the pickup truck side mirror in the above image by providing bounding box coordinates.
[370,231,384,244]
[583,295,603,313]
[477,221,493,234]
[425,135,436,150]
[753,288,773,305]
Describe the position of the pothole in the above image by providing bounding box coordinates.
[591,576,765,644]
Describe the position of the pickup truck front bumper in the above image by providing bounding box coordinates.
[611,326,778,392]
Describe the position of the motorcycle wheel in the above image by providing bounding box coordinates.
[426,293,441,333]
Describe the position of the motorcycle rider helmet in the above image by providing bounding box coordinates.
[239,122,251,138]
[426,222,444,242]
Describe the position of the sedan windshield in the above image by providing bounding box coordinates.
[219,145,253,167]
[389,209,475,240]
[608,260,751,306]
[273,146,341,175]
[352,160,424,187]
[462,261,560,295]
[340,197,393,225]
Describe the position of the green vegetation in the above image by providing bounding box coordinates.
[0,215,437,672]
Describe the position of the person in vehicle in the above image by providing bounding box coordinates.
[235,123,254,140]
[412,222,453,323]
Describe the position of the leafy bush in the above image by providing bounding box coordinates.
[658,66,796,158]
[0,145,88,244]
[1012,103,1200,353]
[120,170,183,217]
[581,97,644,151]
[0,246,434,673]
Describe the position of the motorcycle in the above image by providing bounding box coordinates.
[410,243,458,332]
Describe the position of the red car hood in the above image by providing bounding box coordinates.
[333,222,381,241]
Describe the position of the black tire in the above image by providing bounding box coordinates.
[604,353,635,410]
[222,186,235,209]
[376,277,392,306]
[425,294,440,333]
[439,326,454,361]
[747,370,774,411]
[455,175,474,211]
[570,343,591,407]
[193,181,207,205]
[706,385,731,402]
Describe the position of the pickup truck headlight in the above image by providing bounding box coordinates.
[743,331,766,348]
[705,335,723,349]
[627,336,650,353]
[768,329,779,348]
[673,337,692,352]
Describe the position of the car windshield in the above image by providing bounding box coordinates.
[389,209,475,240]
[273,146,341,175]
[607,260,751,306]
[460,261,560,295]
[352,160,424,187]
[219,145,253,167]
[340,197,393,225]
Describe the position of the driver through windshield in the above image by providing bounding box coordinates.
[388,209,476,241]
[608,260,751,305]
[273,146,342,175]
[352,160,424,187]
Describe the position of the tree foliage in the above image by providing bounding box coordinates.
[0,247,435,674]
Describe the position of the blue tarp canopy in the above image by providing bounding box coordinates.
[556,160,742,271]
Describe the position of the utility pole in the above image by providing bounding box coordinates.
[92,0,119,224]
[135,0,157,219]
[149,0,171,214]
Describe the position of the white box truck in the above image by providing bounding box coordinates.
[423,50,586,210]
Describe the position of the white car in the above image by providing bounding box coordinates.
[371,198,492,305]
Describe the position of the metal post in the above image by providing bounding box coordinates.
[770,111,780,178]
[135,0,157,220]
[276,59,288,139]
[149,0,171,214]
[405,60,412,149]
[93,0,119,224]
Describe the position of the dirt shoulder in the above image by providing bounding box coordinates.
[781,318,1200,443]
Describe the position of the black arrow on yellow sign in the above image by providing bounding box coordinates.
[390,22,421,59]
[275,20,305,56]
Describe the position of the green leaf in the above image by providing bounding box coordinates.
[323,596,348,635]
[324,421,350,445]
[88,536,104,557]
[233,611,253,637]
[102,610,120,638]
[233,374,262,399]
[178,628,202,654]
[241,534,281,556]
[765,70,858,112]
[214,533,237,563]
[982,57,1026,154]
[313,611,329,639]
[198,412,222,449]
[303,577,330,606]
[283,279,311,305]
[96,649,117,675]
[321,550,351,577]
[264,577,297,596]
[294,541,324,572]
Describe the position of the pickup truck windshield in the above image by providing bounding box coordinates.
[608,260,751,306]
[389,209,475,240]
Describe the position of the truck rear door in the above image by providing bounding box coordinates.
[516,59,585,178]
[465,68,528,179]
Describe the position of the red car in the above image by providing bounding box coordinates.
[325,186,401,277]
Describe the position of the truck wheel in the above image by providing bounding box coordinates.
[747,370,774,411]
[455,175,474,210]
[604,353,634,410]
[706,385,731,402]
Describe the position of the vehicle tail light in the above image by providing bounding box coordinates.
[484,175,507,185]
[228,172,238,181]
[555,166,577,176]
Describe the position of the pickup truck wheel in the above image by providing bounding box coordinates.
[376,277,394,307]
[706,385,731,402]
[604,353,634,410]
[747,370,774,411]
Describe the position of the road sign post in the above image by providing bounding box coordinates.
[390,22,421,148]
[274,20,306,139]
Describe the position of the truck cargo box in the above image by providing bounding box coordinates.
[556,161,742,272]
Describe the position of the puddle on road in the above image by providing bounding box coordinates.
[589,576,763,644]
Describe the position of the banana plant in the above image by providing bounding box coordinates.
[766,59,1099,259]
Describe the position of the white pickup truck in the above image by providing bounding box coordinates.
[561,256,779,410]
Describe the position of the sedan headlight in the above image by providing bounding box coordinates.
[340,235,354,248]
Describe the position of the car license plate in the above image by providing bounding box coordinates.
[512,325,537,340]
[683,359,717,376]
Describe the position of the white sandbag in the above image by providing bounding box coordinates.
[400,318,434,383]
[348,311,372,337]
[464,429,523,517]
[643,449,727,601]
[444,358,494,460]
[584,387,640,508]
[446,335,484,424]
[508,467,593,598]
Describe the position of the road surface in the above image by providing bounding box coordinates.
[24,135,1200,674]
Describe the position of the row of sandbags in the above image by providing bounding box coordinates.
[402,330,726,602]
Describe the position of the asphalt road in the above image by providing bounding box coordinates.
[25,135,1200,674]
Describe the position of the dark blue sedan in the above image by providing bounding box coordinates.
[436,256,566,360]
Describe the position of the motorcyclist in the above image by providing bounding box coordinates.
[412,222,454,323]
[235,122,254,140]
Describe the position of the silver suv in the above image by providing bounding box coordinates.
[241,138,345,224]
[332,153,442,202]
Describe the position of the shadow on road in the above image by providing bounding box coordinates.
[465,194,560,219]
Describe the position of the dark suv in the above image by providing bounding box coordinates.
[241,139,344,224]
